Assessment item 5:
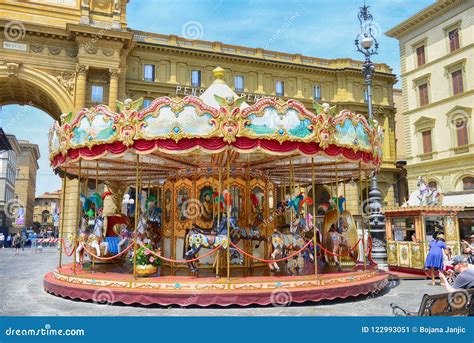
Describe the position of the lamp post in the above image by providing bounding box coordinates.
[355,4,387,266]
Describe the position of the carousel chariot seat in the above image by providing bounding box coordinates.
[105,236,120,254]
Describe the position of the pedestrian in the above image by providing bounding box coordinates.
[6,234,11,248]
[30,232,37,253]
[21,233,26,251]
[0,233,4,249]
[424,233,446,286]
[439,256,474,290]
[12,233,21,255]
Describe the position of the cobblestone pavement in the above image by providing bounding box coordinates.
[0,247,442,316]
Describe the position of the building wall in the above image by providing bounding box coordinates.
[393,89,405,160]
[388,0,474,195]
[14,141,40,228]
[0,136,20,228]
[33,192,61,228]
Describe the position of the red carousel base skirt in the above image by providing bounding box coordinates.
[44,264,388,307]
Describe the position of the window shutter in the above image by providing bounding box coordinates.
[422,130,432,153]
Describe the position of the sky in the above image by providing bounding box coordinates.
[0,0,435,196]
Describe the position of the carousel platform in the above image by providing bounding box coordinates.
[44,264,388,307]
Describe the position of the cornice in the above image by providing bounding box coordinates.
[402,89,474,116]
[401,43,474,78]
[131,43,396,81]
[385,0,463,39]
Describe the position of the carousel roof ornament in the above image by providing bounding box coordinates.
[48,66,384,185]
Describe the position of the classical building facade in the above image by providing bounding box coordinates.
[1,0,400,235]
[14,140,40,229]
[386,0,474,240]
[0,130,20,228]
[33,190,61,232]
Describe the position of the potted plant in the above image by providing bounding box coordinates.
[133,245,162,277]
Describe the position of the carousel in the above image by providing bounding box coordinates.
[43,67,388,306]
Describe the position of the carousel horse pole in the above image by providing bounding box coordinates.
[366,172,371,262]
[226,151,231,283]
[58,167,67,269]
[311,157,318,277]
[132,154,140,279]
[73,159,81,275]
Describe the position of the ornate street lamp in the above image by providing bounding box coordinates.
[355,4,386,266]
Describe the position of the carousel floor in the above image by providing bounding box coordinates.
[44,263,388,307]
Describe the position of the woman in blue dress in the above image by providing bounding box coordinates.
[425,233,446,285]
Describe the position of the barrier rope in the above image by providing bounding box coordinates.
[82,242,133,261]
[230,240,312,263]
[365,236,378,265]
[316,238,361,257]
[61,239,76,257]
[139,242,222,264]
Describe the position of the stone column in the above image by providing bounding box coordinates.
[63,178,81,240]
[256,72,264,94]
[75,64,88,112]
[169,61,177,83]
[108,68,120,111]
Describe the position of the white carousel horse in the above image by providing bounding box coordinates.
[404,176,440,206]
[76,216,109,263]
[117,224,132,253]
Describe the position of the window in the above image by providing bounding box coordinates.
[191,70,201,87]
[419,83,429,106]
[91,85,104,103]
[449,29,460,52]
[234,75,244,92]
[143,98,152,108]
[416,45,426,66]
[275,80,284,96]
[452,70,463,95]
[463,177,474,191]
[422,130,432,154]
[455,119,468,146]
[144,64,155,82]
[313,85,322,101]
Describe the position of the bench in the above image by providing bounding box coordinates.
[390,289,474,316]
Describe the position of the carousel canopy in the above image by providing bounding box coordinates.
[49,67,383,185]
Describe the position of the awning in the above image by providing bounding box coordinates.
[442,193,474,207]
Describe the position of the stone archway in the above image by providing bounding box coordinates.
[0,63,78,235]
[0,63,74,119]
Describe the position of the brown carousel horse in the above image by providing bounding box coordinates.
[321,205,359,270]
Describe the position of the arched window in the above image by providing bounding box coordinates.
[462,177,474,191]
[41,210,50,224]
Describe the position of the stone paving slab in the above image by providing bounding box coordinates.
[0,248,442,316]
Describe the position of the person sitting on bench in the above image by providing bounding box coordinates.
[439,256,474,291]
